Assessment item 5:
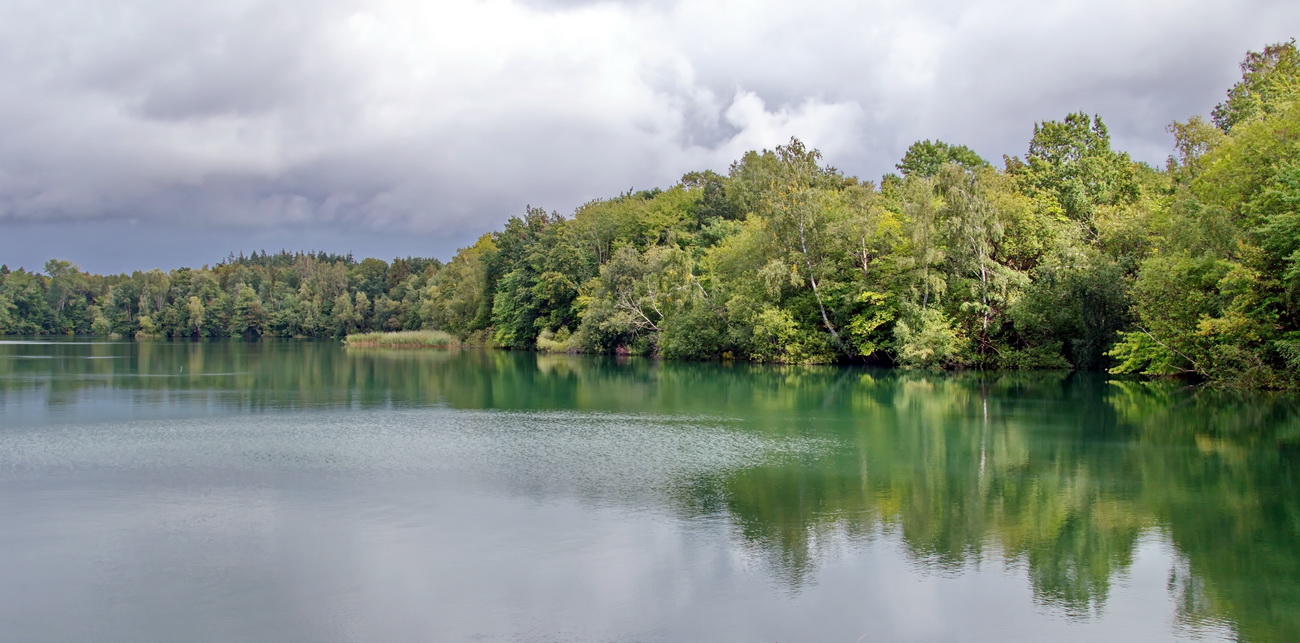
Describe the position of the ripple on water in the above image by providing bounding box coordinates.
[0,408,834,499]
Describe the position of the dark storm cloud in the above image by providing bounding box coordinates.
[1,0,1297,271]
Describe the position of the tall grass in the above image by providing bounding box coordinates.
[343,330,459,348]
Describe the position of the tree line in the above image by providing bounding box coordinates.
[0,251,442,341]
[3,40,1299,387]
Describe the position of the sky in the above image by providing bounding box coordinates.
[1,0,1297,274]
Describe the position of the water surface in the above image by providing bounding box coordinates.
[2,339,1298,642]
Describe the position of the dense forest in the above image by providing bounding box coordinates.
[3,40,1299,387]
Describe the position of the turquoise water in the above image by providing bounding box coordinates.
[2,339,1298,641]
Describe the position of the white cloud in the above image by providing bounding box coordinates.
[1,0,1297,261]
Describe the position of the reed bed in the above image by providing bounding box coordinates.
[343,330,459,348]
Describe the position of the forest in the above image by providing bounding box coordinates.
[2,40,1299,388]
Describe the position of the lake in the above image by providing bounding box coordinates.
[1,339,1298,642]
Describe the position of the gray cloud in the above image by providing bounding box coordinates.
[1,0,1297,272]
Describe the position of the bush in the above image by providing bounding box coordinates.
[894,308,963,369]
[536,327,580,353]
[660,305,728,360]
[747,307,835,364]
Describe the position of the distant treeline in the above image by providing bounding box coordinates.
[3,40,1299,387]
[0,251,441,341]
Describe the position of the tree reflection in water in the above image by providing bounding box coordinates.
[2,340,1297,640]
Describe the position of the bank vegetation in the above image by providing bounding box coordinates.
[4,40,1300,387]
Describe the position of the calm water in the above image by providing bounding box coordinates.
[2,339,1298,642]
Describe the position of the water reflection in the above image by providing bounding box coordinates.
[2,339,1298,641]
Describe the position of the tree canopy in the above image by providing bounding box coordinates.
[5,40,1300,388]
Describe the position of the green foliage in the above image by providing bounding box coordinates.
[535,327,578,353]
[844,291,895,360]
[135,314,158,339]
[491,270,538,348]
[331,292,360,338]
[682,169,741,228]
[5,42,1300,387]
[896,139,989,178]
[994,343,1071,370]
[0,292,14,334]
[0,250,446,341]
[1107,330,1182,376]
[748,306,835,364]
[574,296,636,354]
[1194,99,1300,214]
[934,165,1025,358]
[1018,112,1140,227]
[425,235,495,337]
[894,306,963,369]
[229,283,267,339]
[1167,116,1225,182]
[574,244,703,354]
[1211,39,1300,133]
[1112,253,1246,378]
[1013,258,1131,370]
[344,330,458,348]
[90,313,112,337]
[1248,163,1300,289]
[659,302,729,361]
[1118,62,1300,387]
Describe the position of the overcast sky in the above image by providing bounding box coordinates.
[1,0,1296,274]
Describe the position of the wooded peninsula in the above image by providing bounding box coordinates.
[3,41,1299,388]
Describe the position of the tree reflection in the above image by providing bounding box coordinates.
[2,340,1298,640]
[678,370,1299,639]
